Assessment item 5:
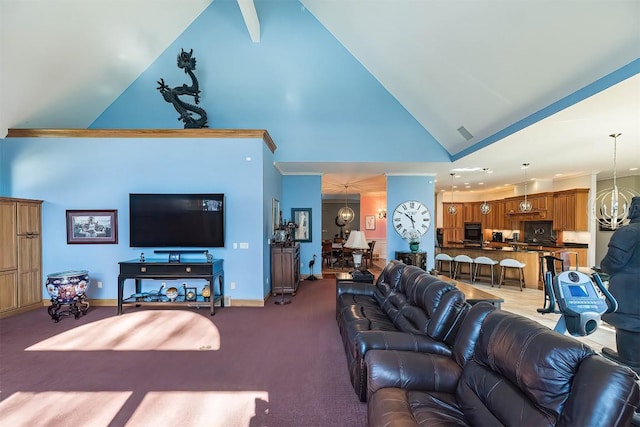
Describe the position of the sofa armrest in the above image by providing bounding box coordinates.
[355,330,451,358]
[365,349,462,399]
[559,355,640,427]
[337,281,376,297]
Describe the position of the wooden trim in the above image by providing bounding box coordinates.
[0,197,43,204]
[6,128,277,153]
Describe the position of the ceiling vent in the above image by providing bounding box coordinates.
[457,126,474,141]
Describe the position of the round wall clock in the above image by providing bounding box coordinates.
[392,200,432,237]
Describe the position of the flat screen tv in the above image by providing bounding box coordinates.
[129,193,224,247]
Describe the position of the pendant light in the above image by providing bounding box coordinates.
[480,200,491,215]
[594,133,638,230]
[338,184,355,224]
[519,163,532,212]
[447,173,457,215]
[480,168,491,214]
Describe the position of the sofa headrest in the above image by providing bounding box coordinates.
[377,261,405,289]
[409,275,457,315]
[452,302,495,367]
[397,265,426,294]
[475,310,595,417]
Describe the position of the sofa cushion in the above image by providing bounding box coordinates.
[368,388,468,426]
[464,310,594,423]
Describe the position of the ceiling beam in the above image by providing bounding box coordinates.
[237,0,260,42]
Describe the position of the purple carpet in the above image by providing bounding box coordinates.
[0,278,367,426]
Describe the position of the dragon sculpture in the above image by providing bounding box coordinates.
[157,49,208,128]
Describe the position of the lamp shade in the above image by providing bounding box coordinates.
[344,231,369,250]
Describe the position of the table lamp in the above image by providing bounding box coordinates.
[344,231,369,270]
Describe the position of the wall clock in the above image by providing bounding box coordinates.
[392,200,432,237]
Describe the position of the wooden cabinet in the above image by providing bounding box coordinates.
[483,200,505,229]
[0,198,43,318]
[271,243,300,295]
[442,228,464,247]
[442,203,464,228]
[553,189,589,231]
[442,203,464,247]
[504,193,553,221]
[463,202,483,223]
[395,251,427,270]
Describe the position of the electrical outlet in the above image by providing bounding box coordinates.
[240,242,249,249]
[97,281,103,288]
[231,282,236,290]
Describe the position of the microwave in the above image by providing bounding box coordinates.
[492,232,503,242]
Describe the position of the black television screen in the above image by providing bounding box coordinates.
[129,193,224,247]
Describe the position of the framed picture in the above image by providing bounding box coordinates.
[272,198,280,235]
[365,215,376,230]
[292,208,312,242]
[184,287,197,301]
[66,210,118,244]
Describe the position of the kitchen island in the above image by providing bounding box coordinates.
[438,247,540,289]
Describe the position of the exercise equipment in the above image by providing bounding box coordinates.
[539,270,617,337]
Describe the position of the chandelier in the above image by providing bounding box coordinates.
[519,163,532,212]
[338,184,355,224]
[447,173,457,215]
[594,133,638,230]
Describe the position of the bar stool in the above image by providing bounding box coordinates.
[453,255,474,283]
[556,250,578,270]
[499,258,526,291]
[537,255,565,313]
[435,253,454,277]
[473,256,499,285]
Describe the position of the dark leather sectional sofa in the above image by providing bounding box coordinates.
[337,261,469,401]
[337,261,640,426]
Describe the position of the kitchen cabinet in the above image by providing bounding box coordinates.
[504,193,553,221]
[0,198,43,318]
[463,202,483,223]
[443,228,464,247]
[442,203,464,227]
[553,189,589,231]
[483,200,505,229]
[442,203,464,247]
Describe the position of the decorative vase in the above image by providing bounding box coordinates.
[409,242,420,253]
[46,270,90,303]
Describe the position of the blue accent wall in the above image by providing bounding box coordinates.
[2,136,275,302]
[282,175,322,276]
[90,0,449,163]
[1,0,448,303]
[386,175,436,271]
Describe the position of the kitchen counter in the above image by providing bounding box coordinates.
[484,241,587,250]
[439,247,541,289]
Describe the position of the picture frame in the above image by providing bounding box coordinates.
[291,208,312,242]
[184,286,197,301]
[365,215,376,230]
[66,210,118,244]
[272,198,280,236]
